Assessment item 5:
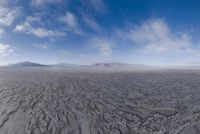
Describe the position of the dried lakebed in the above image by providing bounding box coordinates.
[0,69,200,134]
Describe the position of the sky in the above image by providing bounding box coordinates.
[1,0,200,65]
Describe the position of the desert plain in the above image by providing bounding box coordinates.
[0,68,199,134]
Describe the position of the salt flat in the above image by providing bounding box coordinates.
[0,68,199,134]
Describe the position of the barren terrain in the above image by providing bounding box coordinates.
[0,68,199,134]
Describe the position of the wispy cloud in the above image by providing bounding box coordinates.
[122,19,194,54]
[82,14,102,32]
[33,43,52,49]
[0,1,19,26]
[84,0,107,12]
[14,19,65,38]
[90,37,113,56]
[0,43,13,57]
[114,18,200,65]
[32,28,65,38]
[26,16,41,23]
[58,11,82,34]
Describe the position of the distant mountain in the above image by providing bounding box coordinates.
[9,61,46,67]
[91,63,146,67]
[4,62,148,69]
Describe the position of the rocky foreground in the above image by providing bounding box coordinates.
[0,68,200,134]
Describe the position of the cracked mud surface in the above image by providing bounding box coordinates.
[0,68,200,134]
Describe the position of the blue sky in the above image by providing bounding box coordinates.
[1,0,200,65]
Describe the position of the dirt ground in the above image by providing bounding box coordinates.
[0,68,199,134]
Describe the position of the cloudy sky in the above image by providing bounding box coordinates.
[0,0,200,65]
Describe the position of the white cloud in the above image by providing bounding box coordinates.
[58,12,78,29]
[83,14,102,32]
[85,0,107,12]
[90,37,113,56]
[58,12,82,34]
[14,22,31,33]
[14,21,65,38]
[124,19,193,54]
[32,28,64,38]
[26,16,41,23]
[0,43,13,57]
[0,2,19,26]
[114,18,200,65]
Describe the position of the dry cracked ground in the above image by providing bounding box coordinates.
[0,68,200,134]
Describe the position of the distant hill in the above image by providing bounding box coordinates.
[8,61,46,67]
[91,63,146,67]
[4,61,200,70]
[4,62,149,69]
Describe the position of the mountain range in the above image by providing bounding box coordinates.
[5,61,147,68]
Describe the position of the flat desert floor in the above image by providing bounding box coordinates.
[0,68,200,134]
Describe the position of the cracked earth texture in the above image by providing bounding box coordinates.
[0,68,199,134]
